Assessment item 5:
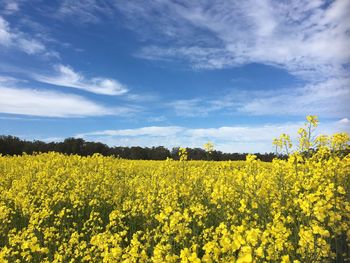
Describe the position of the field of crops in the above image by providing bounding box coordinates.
[0,144,349,262]
[0,117,349,262]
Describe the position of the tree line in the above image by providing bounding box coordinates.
[0,135,278,162]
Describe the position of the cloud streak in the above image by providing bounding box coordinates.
[34,64,128,96]
[238,77,350,117]
[77,120,350,153]
[167,76,350,118]
[52,1,350,81]
[0,85,133,118]
[59,0,347,118]
[168,98,235,117]
[0,16,47,55]
[57,0,114,23]
[128,0,350,79]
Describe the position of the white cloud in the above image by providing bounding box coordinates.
[34,64,128,96]
[0,16,47,54]
[38,137,65,143]
[117,0,350,118]
[5,2,19,12]
[129,0,350,79]
[166,76,350,118]
[339,118,350,124]
[169,98,235,117]
[147,115,167,122]
[16,38,46,55]
[238,77,350,117]
[0,116,41,121]
[0,85,132,117]
[1,1,20,15]
[77,120,350,153]
[53,1,350,80]
[136,46,232,70]
[0,16,11,44]
[166,74,350,118]
[0,75,23,84]
[57,0,114,23]
[125,93,158,102]
[79,126,184,137]
[52,1,350,118]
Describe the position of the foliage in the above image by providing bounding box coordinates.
[0,136,278,162]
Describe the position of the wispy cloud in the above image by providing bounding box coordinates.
[79,126,184,137]
[0,80,134,118]
[147,115,167,123]
[51,1,350,81]
[2,1,348,123]
[0,75,25,84]
[238,77,350,117]
[0,116,36,121]
[125,93,158,102]
[0,86,111,117]
[167,76,350,118]
[0,0,20,15]
[77,120,350,153]
[128,0,350,79]
[34,64,128,96]
[63,0,348,118]
[0,16,14,45]
[339,118,350,124]
[57,0,114,23]
[168,98,235,117]
[0,16,48,55]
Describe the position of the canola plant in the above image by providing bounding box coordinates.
[0,117,349,262]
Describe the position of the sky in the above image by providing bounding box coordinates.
[0,0,349,153]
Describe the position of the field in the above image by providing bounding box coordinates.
[0,147,349,262]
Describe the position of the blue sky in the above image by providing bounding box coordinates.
[0,0,349,153]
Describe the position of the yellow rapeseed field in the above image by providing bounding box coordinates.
[0,117,349,262]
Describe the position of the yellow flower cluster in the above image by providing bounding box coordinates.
[0,130,349,262]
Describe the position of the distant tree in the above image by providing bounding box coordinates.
[0,135,280,161]
[148,146,171,160]
[186,148,206,160]
[83,141,109,156]
[59,138,85,155]
[171,147,180,160]
[129,146,148,160]
[0,135,24,155]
